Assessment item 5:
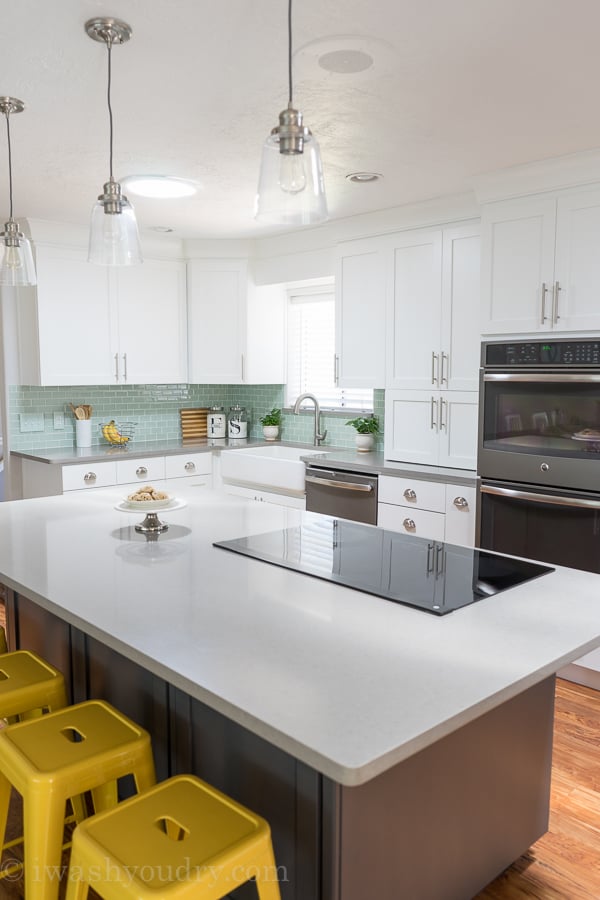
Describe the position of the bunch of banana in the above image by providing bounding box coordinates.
[101,420,129,444]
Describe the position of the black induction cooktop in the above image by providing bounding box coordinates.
[214,519,553,615]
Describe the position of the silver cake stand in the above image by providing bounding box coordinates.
[114,498,187,535]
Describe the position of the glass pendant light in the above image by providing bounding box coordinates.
[85,17,142,266]
[255,0,328,226]
[0,97,36,287]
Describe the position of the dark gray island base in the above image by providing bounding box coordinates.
[5,588,554,900]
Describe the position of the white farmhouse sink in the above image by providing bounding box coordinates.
[220,445,327,494]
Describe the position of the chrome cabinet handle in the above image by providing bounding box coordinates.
[430,396,437,430]
[114,353,119,381]
[403,518,416,532]
[403,488,417,501]
[333,354,340,386]
[441,352,448,386]
[439,397,447,431]
[184,461,195,472]
[241,354,245,381]
[84,472,97,484]
[541,282,548,323]
[431,351,439,386]
[453,496,469,509]
[136,466,148,477]
[122,352,127,381]
[552,281,561,324]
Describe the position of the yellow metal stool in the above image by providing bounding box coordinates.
[65,774,282,900]
[0,650,68,722]
[0,699,156,900]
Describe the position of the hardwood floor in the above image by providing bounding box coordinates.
[475,678,600,899]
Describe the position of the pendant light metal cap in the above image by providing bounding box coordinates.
[271,105,312,155]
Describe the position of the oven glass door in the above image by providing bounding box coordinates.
[479,481,600,574]
[481,372,600,460]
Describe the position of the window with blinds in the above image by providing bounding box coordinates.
[286,286,373,411]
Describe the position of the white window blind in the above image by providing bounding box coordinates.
[286,288,373,411]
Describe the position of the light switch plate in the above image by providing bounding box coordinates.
[53,412,65,430]
[19,413,45,433]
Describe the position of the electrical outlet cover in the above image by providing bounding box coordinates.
[19,413,45,433]
[53,412,65,430]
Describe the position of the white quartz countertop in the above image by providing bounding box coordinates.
[0,485,598,786]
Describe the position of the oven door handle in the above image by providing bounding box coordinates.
[483,372,600,383]
[305,475,374,493]
[480,483,600,510]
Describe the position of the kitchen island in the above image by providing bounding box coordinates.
[0,485,599,900]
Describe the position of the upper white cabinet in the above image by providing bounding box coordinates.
[334,238,386,388]
[187,259,284,384]
[481,187,600,334]
[17,241,187,386]
[386,221,481,392]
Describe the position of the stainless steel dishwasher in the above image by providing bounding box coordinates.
[304,465,378,524]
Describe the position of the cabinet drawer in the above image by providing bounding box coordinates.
[379,475,445,512]
[116,457,166,485]
[444,486,477,547]
[378,502,445,541]
[62,461,117,492]
[165,453,212,479]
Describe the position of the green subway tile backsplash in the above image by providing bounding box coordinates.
[8,385,385,452]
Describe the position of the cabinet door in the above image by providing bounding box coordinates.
[115,259,187,384]
[335,240,386,388]
[480,195,556,335]
[386,228,442,389]
[187,259,246,384]
[554,187,600,331]
[441,223,481,392]
[244,282,286,384]
[378,502,445,541]
[444,485,477,547]
[384,390,440,465]
[437,392,478,470]
[34,244,114,385]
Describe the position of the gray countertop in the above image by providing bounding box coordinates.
[12,441,478,485]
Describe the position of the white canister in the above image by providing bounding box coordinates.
[75,419,92,448]
[228,405,248,439]
[207,406,227,438]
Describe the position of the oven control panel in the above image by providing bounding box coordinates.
[483,339,600,366]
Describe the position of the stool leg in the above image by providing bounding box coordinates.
[254,848,283,900]
[0,770,12,848]
[64,854,90,900]
[90,781,118,814]
[23,791,68,900]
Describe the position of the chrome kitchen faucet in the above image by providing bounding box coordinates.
[293,393,327,446]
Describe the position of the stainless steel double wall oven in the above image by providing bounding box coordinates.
[477,338,600,573]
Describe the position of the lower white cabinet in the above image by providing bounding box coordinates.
[221,483,306,509]
[384,390,478,469]
[377,475,476,545]
[20,452,212,498]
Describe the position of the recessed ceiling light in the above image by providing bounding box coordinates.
[294,35,396,82]
[121,176,198,199]
[318,49,373,74]
[346,172,383,183]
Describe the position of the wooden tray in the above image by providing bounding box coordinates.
[179,408,209,440]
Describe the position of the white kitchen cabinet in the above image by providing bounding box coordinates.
[17,243,187,385]
[187,259,284,384]
[384,389,478,469]
[220,483,306,509]
[386,221,481,392]
[334,238,386,388]
[481,186,600,334]
[377,475,476,545]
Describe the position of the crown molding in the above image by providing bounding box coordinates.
[472,149,600,204]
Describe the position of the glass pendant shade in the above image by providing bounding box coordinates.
[88,190,142,266]
[255,130,328,226]
[0,222,36,287]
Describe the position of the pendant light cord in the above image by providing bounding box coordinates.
[287,0,293,105]
[106,36,114,180]
[4,112,13,219]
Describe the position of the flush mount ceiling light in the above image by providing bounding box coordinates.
[255,0,327,226]
[121,176,198,199]
[85,17,142,266]
[0,97,36,287]
[346,172,383,183]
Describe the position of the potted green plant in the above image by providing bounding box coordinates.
[259,408,282,441]
[346,415,380,452]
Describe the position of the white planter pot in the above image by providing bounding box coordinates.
[355,433,375,453]
[262,425,280,441]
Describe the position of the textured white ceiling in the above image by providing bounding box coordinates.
[2,0,600,239]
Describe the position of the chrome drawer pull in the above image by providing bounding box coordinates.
[184,461,196,472]
[136,466,148,477]
[305,476,373,492]
[403,518,416,532]
[83,472,97,484]
[403,488,417,501]
[453,496,469,509]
